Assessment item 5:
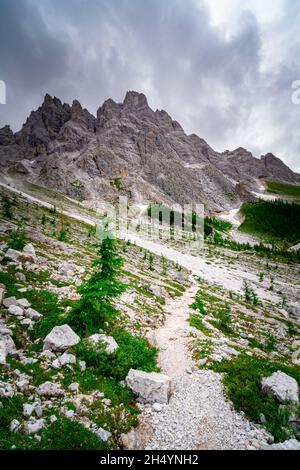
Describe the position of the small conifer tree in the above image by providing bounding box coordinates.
[68,226,127,334]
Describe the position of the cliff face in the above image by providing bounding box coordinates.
[0,91,299,211]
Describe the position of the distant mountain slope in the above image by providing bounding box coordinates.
[0,91,299,212]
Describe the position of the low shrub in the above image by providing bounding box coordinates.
[211,354,300,441]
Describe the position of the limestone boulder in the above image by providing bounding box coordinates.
[126,369,173,404]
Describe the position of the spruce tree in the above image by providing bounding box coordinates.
[68,230,127,334]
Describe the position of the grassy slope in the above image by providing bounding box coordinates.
[239,199,300,245]
[266,181,300,203]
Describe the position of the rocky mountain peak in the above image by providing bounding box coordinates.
[123,91,148,108]
[0,90,299,210]
[71,99,83,116]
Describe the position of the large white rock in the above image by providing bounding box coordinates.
[36,381,64,397]
[87,334,118,354]
[261,371,299,406]
[126,369,173,404]
[43,324,80,352]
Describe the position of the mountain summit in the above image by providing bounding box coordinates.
[0,91,299,212]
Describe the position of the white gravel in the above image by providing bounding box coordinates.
[143,370,272,450]
[136,283,272,450]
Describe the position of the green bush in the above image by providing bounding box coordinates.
[7,227,27,250]
[75,327,158,382]
[211,355,300,441]
[1,196,14,219]
[215,305,233,334]
[57,227,69,242]
[190,290,206,314]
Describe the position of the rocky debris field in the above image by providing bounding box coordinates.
[0,187,191,449]
[0,185,299,450]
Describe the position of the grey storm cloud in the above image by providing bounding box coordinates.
[0,0,299,171]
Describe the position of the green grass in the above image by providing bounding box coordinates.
[267,181,300,202]
[211,354,300,441]
[189,314,212,336]
[239,199,300,244]
[74,327,158,382]
[40,417,109,450]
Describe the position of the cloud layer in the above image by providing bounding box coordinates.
[0,0,299,171]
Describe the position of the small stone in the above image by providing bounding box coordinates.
[23,243,36,257]
[15,272,26,282]
[8,305,23,316]
[52,353,76,369]
[34,405,43,418]
[25,308,42,321]
[16,379,29,391]
[0,381,15,397]
[86,334,118,354]
[39,350,55,360]
[16,298,31,308]
[68,382,79,393]
[0,334,16,365]
[10,419,21,432]
[20,318,34,329]
[21,357,38,365]
[79,360,86,371]
[0,287,5,305]
[2,296,17,308]
[198,358,208,366]
[259,413,267,424]
[94,426,112,442]
[24,418,45,435]
[65,409,74,419]
[36,381,64,397]
[50,415,57,423]
[152,403,163,412]
[23,403,35,417]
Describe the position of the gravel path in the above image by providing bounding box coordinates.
[137,283,272,450]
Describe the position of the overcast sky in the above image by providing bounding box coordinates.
[0,0,299,171]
